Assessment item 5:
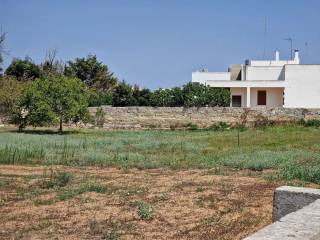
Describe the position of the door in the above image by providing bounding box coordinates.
[257,91,266,106]
[232,95,242,107]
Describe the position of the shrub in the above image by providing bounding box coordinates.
[254,116,274,129]
[303,119,320,127]
[95,107,106,128]
[137,201,154,220]
[186,122,198,131]
[41,171,73,189]
[207,122,230,131]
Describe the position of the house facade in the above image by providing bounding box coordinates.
[192,50,320,108]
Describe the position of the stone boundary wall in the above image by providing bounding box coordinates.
[1,107,320,129]
[244,186,320,240]
[88,107,320,129]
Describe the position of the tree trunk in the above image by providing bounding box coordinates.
[59,117,63,133]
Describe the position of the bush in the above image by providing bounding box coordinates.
[186,123,198,131]
[41,171,73,189]
[303,119,320,127]
[207,122,230,131]
[95,107,106,128]
[254,116,274,129]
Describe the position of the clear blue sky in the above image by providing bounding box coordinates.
[1,0,320,89]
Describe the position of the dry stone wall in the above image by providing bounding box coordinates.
[88,107,320,129]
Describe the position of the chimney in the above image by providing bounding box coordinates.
[294,49,299,62]
[275,50,280,61]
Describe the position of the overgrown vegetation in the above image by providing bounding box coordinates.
[0,125,320,184]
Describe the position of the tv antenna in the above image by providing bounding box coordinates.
[263,16,267,59]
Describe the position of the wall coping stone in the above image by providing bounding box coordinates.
[244,186,320,240]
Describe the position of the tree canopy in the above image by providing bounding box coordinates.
[64,55,117,91]
[5,57,40,80]
[0,76,24,114]
[11,76,90,132]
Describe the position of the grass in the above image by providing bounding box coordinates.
[58,182,110,201]
[0,125,320,183]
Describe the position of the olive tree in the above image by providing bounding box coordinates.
[11,76,91,132]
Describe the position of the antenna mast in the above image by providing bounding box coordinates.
[284,38,293,59]
[263,16,267,59]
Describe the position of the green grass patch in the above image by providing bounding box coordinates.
[1,126,320,183]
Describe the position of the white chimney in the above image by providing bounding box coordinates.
[275,50,280,61]
[294,49,300,63]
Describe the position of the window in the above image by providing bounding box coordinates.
[232,95,242,107]
[257,91,266,106]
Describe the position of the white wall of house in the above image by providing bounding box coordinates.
[245,66,285,80]
[230,88,247,107]
[192,72,230,85]
[284,65,320,108]
[250,88,284,107]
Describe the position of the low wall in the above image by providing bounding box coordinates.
[244,186,320,240]
[89,107,320,129]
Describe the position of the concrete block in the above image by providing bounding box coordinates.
[244,199,320,240]
[273,186,320,222]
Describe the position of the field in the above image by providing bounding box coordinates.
[0,126,320,239]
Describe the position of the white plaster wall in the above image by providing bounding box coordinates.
[250,88,284,107]
[249,59,299,67]
[192,72,230,84]
[245,66,284,80]
[284,65,320,108]
[230,88,246,107]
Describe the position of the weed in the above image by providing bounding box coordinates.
[196,186,205,192]
[137,201,154,220]
[41,170,73,189]
[58,182,109,201]
[102,225,119,240]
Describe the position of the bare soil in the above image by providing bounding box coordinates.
[0,165,279,240]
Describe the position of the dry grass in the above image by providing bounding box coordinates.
[0,165,295,240]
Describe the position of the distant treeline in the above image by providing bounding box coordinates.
[0,35,230,131]
[0,52,230,109]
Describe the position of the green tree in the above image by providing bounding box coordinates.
[170,87,184,107]
[88,88,112,107]
[11,76,90,132]
[0,76,24,114]
[132,85,152,106]
[112,81,137,106]
[150,88,173,107]
[64,55,117,91]
[182,82,230,107]
[5,57,40,81]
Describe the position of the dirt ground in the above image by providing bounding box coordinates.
[0,165,278,240]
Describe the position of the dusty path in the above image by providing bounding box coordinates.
[0,165,277,240]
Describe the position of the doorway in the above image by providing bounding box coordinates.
[257,91,266,106]
[232,95,242,107]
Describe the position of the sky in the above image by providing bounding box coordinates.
[1,0,320,89]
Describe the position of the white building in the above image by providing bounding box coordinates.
[192,50,320,108]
